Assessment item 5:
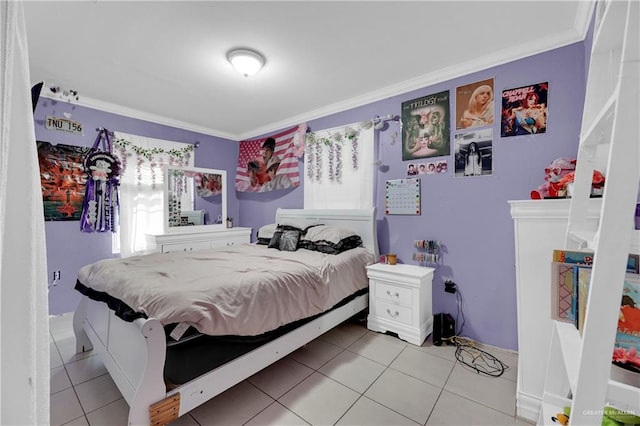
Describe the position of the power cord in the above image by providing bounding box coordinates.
[448,336,510,378]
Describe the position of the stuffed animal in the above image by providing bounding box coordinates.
[531,157,577,199]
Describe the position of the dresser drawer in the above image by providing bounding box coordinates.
[210,236,247,248]
[162,240,211,253]
[374,300,413,326]
[376,282,412,306]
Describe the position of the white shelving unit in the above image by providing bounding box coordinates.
[539,1,639,425]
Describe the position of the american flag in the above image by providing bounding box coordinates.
[235,124,305,192]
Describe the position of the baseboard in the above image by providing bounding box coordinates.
[517,391,541,423]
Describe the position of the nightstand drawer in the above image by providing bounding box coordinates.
[377,282,412,306]
[375,300,413,325]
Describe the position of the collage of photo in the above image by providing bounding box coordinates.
[401,79,548,179]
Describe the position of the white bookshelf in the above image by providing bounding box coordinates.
[538,1,640,425]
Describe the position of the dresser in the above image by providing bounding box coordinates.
[366,263,434,346]
[145,227,251,253]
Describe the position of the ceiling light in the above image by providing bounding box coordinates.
[227,48,265,78]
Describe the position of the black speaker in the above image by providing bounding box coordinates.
[433,313,455,346]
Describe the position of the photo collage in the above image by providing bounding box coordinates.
[401,79,549,179]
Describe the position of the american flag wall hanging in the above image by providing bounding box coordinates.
[235,124,305,193]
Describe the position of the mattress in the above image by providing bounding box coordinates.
[76,243,374,337]
[75,243,374,385]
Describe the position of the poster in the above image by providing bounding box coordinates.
[235,125,303,193]
[501,82,548,137]
[455,78,495,130]
[402,91,450,160]
[453,129,493,177]
[37,141,90,221]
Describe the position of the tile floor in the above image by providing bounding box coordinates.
[50,313,532,426]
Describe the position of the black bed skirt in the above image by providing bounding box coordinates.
[75,280,368,386]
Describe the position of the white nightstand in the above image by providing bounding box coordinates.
[366,263,434,346]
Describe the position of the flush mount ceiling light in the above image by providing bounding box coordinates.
[227,48,266,78]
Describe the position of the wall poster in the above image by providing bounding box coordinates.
[501,82,548,137]
[37,141,91,221]
[455,78,495,130]
[402,91,450,161]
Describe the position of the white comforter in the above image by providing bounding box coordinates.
[77,244,374,336]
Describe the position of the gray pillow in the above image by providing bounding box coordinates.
[278,230,301,251]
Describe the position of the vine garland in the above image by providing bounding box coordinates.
[304,126,359,183]
[113,137,193,188]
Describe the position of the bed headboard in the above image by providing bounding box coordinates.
[275,208,379,258]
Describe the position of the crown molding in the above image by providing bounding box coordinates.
[39,93,237,141]
[240,26,586,140]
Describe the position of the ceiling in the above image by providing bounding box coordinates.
[23,1,592,141]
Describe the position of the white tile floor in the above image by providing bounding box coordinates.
[50,313,532,426]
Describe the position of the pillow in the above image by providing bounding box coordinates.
[257,223,277,245]
[304,225,358,244]
[300,225,363,254]
[278,230,301,252]
[267,231,283,249]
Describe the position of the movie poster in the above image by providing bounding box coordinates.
[37,141,90,221]
[455,78,495,130]
[501,82,548,137]
[402,91,450,161]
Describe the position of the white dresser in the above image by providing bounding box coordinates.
[366,263,434,346]
[145,227,251,253]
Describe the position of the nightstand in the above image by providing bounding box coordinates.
[366,263,434,346]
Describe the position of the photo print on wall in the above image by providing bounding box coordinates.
[37,141,91,221]
[454,129,493,178]
[455,78,495,130]
[407,160,448,176]
[402,91,450,161]
[501,82,548,137]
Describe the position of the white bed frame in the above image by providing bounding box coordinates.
[73,208,378,425]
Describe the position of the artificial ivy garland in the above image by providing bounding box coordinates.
[113,137,193,188]
[305,126,359,183]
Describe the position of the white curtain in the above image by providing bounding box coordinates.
[113,132,194,257]
[0,1,50,424]
[304,123,374,209]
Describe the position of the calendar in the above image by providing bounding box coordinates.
[385,179,421,215]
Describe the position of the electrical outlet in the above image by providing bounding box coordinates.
[444,280,456,294]
[53,270,61,280]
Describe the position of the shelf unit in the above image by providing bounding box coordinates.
[539,1,639,425]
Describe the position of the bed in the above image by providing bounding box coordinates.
[72,208,379,425]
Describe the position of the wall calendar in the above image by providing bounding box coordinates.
[385,178,421,215]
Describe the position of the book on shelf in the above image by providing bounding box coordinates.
[550,250,640,323]
[572,267,640,373]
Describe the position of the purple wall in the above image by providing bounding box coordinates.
[38,40,587,351]
[34,101,239,315]
[238,41,588,351]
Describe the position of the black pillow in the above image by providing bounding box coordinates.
[268,231,283,249]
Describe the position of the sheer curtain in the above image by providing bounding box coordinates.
[113,132,194,257]
[304,123,374,209]
[0,1,50,423]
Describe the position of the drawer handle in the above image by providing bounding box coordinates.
[386,308,399,318]
[386,290,400,298]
